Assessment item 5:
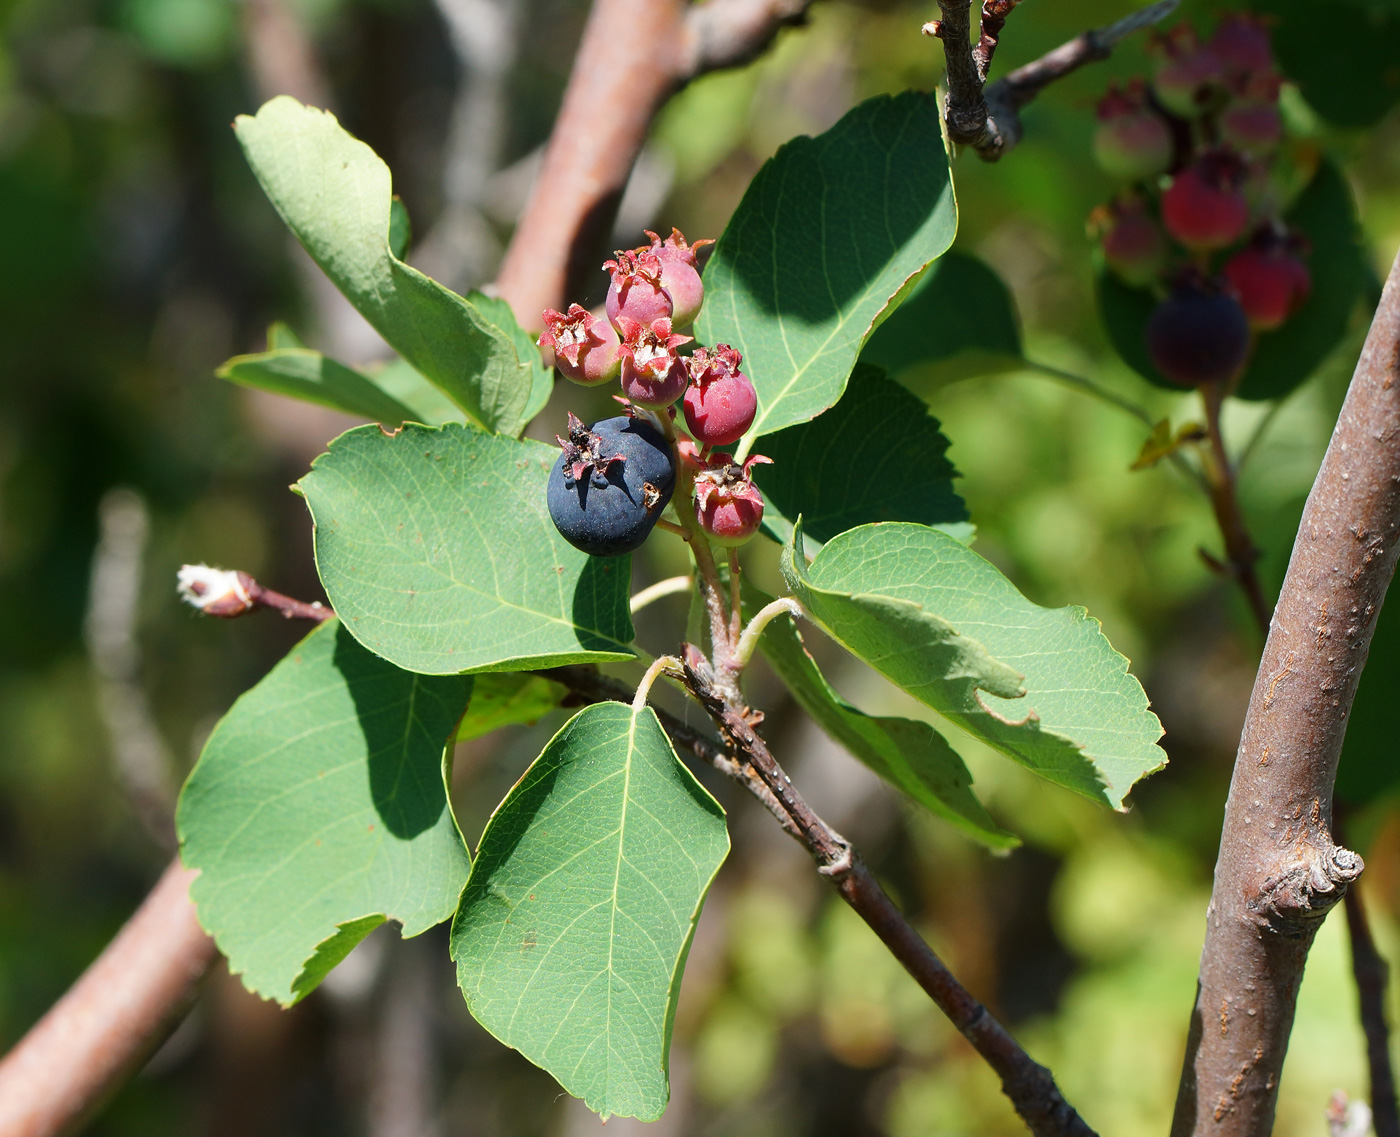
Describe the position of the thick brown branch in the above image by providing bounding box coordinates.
[1171,246,1400,1137]
[679,650,1096,1137]
[493,0,815,325]
[934,0,1178,159]
[1344,883,1400,1137]
[0,860,218,1137]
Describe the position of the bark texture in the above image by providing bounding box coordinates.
[1172,247,1400,1136]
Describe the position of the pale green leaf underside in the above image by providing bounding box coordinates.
[452,702,729,1122]
[745,582,1015,849]
[177,620,473,1004]
[782,522,1165,808]
[218,346,421,426]
[696,91,957,445]
[298,423,635,676]
[235,96,538,435]
[456,672,567,741]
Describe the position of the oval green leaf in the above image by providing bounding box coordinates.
[452,701,729,1121]
[177,620,473,1004]
[298,423,635,675]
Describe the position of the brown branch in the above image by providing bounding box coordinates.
[678,650,1096,1137]
[930,0,1179,159]
[1344,883,1400,1137]
[1199,381,1273,637]
[1171,245,1400,1137]
[493,0,815,326]
[178,565,332,623]
[0,860,218,1137]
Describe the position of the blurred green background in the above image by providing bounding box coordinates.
[2,0,1399,1133]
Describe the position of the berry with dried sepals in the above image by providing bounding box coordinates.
[1093,81,1173,182]
[644,228,714,328]
[1096,197,1169,287]
[1146,274,1251,387]
[682,344,757,448]
[1208,14,1274,79]
[618,316,692,408]
[547,413,676,556]
[1220,100,1282,153]
[538,304,622,386]
[1161,152,1250,250]
[603,248,673,331]
[1152,25,1225,118]
[694,454,772,547]
[1223,229,1311,330]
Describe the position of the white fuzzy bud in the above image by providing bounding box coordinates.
[177,564,253,617]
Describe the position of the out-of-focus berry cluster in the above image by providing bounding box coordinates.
[1088,16,1312,388]
[539,230,770,555]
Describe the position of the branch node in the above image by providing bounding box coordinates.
[1251,844,1364,937]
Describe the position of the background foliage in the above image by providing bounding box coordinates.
[1,0,1399,1134]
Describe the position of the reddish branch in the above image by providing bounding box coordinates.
[494,0,813,326]
[929,0,1179,158]
[1171,247,1400,1137]
[0,860,217,1137]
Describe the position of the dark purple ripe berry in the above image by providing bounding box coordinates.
[1146,278,1251,387]
[547,413,676,557]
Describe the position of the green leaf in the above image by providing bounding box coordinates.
[744,582,1015,848]
[1097,159,1368,401]
[298,422,635,675]
[781,521,1166,808]
[452,701,728,1122]
[696,91,957,445]
[859,250,1026,393]
[1337,595,1400,806]
[218,347,421,425]
[234,96,536,434]
[389,195,412,260]
[469,290,554,425]
[752,363,969,546]
[367,358,470,426]
[176,620,473,1004]
[456,672,567,742]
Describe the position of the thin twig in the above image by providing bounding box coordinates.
[1197,382,1273,636]
[1344,883,1400,1137]
[930,0,1179,160]
[1171,245,1400,1137]
[678,649,1096,1137]
[0,859,218,1137]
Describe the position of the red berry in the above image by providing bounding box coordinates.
[1093,82,1172,181]
[694,454,772,547]
[1162,155,1250,251]
[1099,199,1168,287]
[1223,239,1310,331]
[1152,27,1224,118]
[538,304,621,386]
[1146,277,1251,387]
[1208,14,1274,78]
[1219,100,1282,153]
[603,248,673,331]
[682,345,757,448]
[618,316,691,409]
[644,228,714,329]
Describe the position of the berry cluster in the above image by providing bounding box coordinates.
[1089,16,1312,388]
[539,229,769,556]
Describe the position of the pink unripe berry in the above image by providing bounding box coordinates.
[1162,155,1250,251]
[1208,14,1274,78]
[604,249,673,331]
[618,316,692,409]
[644,228,714,329]
[1098,200,1169,287]
[1152,27,1224,118]
[1219,101,1282,153]
[694,454,772,547]
[538,304,622,386]
[1223,238,1310,331]
[682,344,757,448]
[1093,83,1172,182]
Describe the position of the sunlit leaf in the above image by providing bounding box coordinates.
[453,701,728,1121]
[456,672,567,741]
[177,620,472,1004]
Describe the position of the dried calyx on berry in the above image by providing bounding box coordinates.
[644,228,714,329]
[1161,150,1250,251]
[1151,25,1225,118]
[547,412,676,557]
[1146,271,1251,387]
[604,248,674,330]
[694,453,772,547]
[538,304,622,386]
[683,344,757,448]
[1093,80,1172,182]
[618,316,692,409]
[1094,196,1168,287]
[1223,226,1311,331]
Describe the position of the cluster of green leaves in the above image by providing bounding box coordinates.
[180,93,1169,1121]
